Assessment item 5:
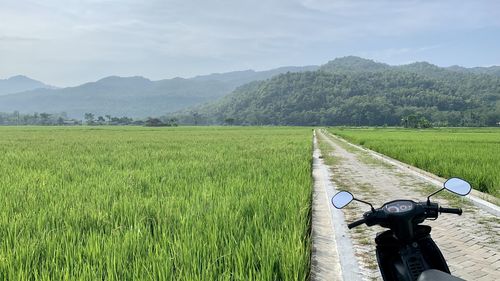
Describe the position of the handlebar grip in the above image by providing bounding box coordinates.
[439,207,463,215]
[348,218,366,229]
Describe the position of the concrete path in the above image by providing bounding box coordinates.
[316,129,500,281]
[311,132,361,281]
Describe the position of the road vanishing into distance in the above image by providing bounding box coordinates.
[312,129,499,281]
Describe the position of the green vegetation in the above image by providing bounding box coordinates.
[175,57,500,126]
[0,126,312,280]
[0,111,82,126]
[0,67,317,118]
[327,127,500,197]
[0,112,180,126]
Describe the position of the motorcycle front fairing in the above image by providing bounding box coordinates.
[375,225,450,281]
[331,178,472,281]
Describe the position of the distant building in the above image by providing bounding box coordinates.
[63,120,82,125]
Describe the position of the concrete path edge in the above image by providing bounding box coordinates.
[312,131,362,280]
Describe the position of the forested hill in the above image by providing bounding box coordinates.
[320,56,500,78]
[175,57,500,126]
[0,66,317,118]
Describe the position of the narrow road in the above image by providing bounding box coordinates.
[316,129,500,281]
[311,132,361,281]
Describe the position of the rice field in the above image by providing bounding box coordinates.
[0,126,312,280]
[328,127,500,198]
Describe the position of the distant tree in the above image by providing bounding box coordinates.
[168,118,178,126]
[192,112,200,125]
[402,115,418,128]
[418,117,432,128]
[32,112,39,125]
[97,116,105,124]
[40,113,51,125]
[111,117,120,124]
[13,110,20,125]
[119,116,133,125]
[145,118,164,127]
[105,114,112,124]
[84,113,95,125]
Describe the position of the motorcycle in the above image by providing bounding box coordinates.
[331,177,471,281]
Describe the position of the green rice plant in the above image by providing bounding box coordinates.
[328,127,500,198]
[0,126,312,280]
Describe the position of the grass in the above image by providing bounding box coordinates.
[328,127,500,198]
[317,132,341,166]
[0,126,312,280]
[320,130,392,168]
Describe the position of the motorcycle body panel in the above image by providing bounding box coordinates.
[375,225,449,281]
[417,269,466,281]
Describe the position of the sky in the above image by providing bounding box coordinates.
[1,0,499,87]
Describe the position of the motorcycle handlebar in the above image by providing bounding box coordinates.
[345,204,462,229]
[439,207,462,215]
[348,218,366,229]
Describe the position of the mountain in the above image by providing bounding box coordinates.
[174,57,500,126]
[2,57,499,121]
[0,66,317,118]
[0,75,55,96]
[320,56,390,73]
[0,76,233,118]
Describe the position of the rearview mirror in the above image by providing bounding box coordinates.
[444,178,471,196]
[331,191,354,209]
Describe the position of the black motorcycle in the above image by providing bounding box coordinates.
[331,177,471,281]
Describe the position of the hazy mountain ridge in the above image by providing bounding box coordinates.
[0,66,316,118]
[0,75,56,96]
[192,66,319,87]
[0,76,233,118]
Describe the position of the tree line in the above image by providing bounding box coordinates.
[0,111,81,126]
[0,111,178,127]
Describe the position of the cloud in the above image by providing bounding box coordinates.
[357,45,444,63]
[0,36,40,42]
[0,0,499,85]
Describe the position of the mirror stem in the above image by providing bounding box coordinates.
[353,198,375,212]
[426,187,444,205]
